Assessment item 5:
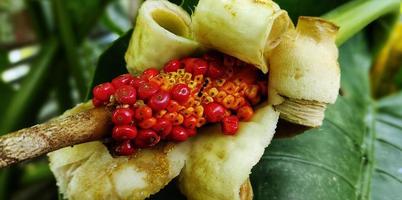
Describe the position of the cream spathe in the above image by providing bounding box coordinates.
[192,0,291,73]
[268,16,340,127]
[125,0,199,74]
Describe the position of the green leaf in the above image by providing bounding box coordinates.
[0,38,58,134]
[323,0,399,48]
[64,0,112,42]
[0,49,9,70]
[168,0,199,13]
[52,0,89,99]
[276,0,349,22]
[250,19,402,200]
[373,93,402,200]
[52,0,115,100]
[100,1,133,35]
[85,0,402,199]
[86,30,132,100]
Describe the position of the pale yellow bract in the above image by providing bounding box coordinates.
[49,103,190,200]
[269,17,340,105]
[125,0,199,74]
[268,17,340,127]
[179,104,279,200]
[192,0,291,73]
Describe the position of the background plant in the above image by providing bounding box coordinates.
[0,0,401,199]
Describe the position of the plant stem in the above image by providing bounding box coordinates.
[323,0,400,46]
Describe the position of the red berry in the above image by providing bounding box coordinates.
[112,74,134,88]
[112,125,138,141]
[112,108,134,125]
[237,105,254,122]
[134,106,153,121]
[186,128,197,137]
[221,116,239,135]
[204,102,226,122]
[137,82,159,100]
[207,61,224,79]
[115,140,136,156]
[163,112,177,123]
[135,129,160,148]
[92,98,104,107]
[130,76,147,89]
[92,82,115,102]
[257,81,268,97]
[139,117,157,129]
[183,116,198,129]
[142,68,159,80]
[183,58,194,74]
[171,84,191,104]
[202,51,222,62]
[152,118,173,138]
[148,91,170,111]
[193,60,208,75]
[223,55,238,68]
[182,58,195,73]
[170,126,188,142]
[115,85,137,104]
[164,59,182,73]
[167,100,180,112]
[183,58,208,75]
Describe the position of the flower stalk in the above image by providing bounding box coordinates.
[323,0,400,46]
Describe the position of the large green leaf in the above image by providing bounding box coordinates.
[373,93,402,200]
[85,0,402,199]
[248,1,402,199]
[250,32,401,200]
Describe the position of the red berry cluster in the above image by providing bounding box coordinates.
[92,52,267,156]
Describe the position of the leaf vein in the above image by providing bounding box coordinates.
[265,153,356,189]
[376,117,402,130]
[325,119,357,143]
[376,138,402,152]
[374,168,402,184]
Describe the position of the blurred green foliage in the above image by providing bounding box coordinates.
[0,0,134,199]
